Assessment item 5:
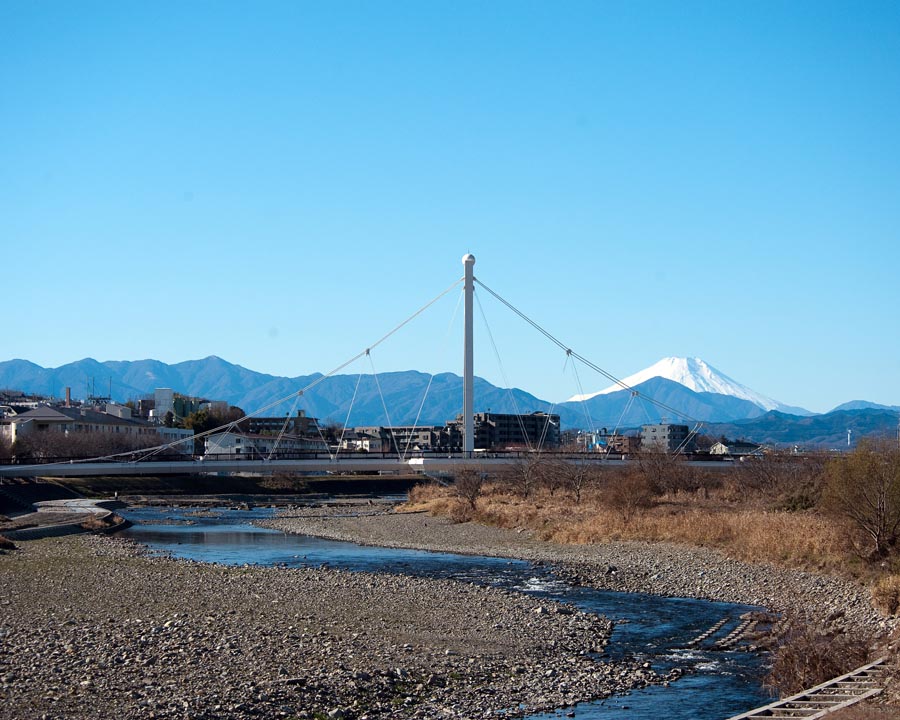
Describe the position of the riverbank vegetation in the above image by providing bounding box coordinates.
[405,441,900,596]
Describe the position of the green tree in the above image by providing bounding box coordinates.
[821,439,900,558]
[183,407,246,455]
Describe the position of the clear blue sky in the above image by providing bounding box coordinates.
[2,1,898,414]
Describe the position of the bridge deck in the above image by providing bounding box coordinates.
[0,454,637,478]
[0,454,749,479]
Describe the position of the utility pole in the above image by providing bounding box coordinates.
[463,254,475,455]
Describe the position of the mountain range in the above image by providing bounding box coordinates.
[1,356,898,447]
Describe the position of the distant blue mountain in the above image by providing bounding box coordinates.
[1,357,896,440]
[0,357,555,427]
[830,400,900,413]
[702,409,900,449]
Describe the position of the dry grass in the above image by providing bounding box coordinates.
[873,575,900,616]
[828,708,899,720]
[406,480,854,574]
[80,514,114,531]
[0,534,16,550]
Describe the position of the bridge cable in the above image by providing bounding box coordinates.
[474,279,702,426]
[673,423,705,458]
[533,354,564,453]
[304,396,336,460]
[266,390,302,461]
[568,351,598,436]
[367,350,403,459]
[333,370,365,460]
[400,287,466,460]
[604,391,638,458]
[474,288,534,452]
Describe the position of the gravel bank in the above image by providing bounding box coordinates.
[0,535,662,720]
[264,505,893,636]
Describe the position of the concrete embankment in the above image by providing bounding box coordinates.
[1,498,128,541]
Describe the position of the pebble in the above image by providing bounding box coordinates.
[0,533,653,719]
[264,505,896,637]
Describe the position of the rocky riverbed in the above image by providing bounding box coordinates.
[263,504,894,637]
[0,534,662,720]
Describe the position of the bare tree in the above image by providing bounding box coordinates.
[604,468,657,524]
[634,452,686,495]
[556,457,597,505]
[453,467,485,509]
[821,439,900,558]
[501,453,547,499]
[736,451,827,506]
[539,456,567,496]
[14,431,159,461]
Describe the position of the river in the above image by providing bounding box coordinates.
[118,505,771,719]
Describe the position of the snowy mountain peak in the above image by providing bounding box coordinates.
[567,356,784,411]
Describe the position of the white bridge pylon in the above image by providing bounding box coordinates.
[462,253,476,455]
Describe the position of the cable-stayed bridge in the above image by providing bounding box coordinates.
[1,255,711,479]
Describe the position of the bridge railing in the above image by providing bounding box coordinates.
[0,449,750,467]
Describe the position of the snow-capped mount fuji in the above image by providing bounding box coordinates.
[568,357,809,415]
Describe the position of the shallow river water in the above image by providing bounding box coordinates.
[119,506,771,719]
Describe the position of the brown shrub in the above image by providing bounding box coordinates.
[447,499,474,524]
[80,515,112,531]
[402,468,858,575]
[603,470,658,524]
[0,534,17,550]
[766,614,871,697]
[405,481,445,507]
[735,451,827,503]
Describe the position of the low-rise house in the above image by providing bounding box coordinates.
[709,440,764,457]
[339,430,386,453]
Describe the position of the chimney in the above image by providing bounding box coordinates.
[65,387,71,408]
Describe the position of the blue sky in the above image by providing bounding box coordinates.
[2,1,898,414]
